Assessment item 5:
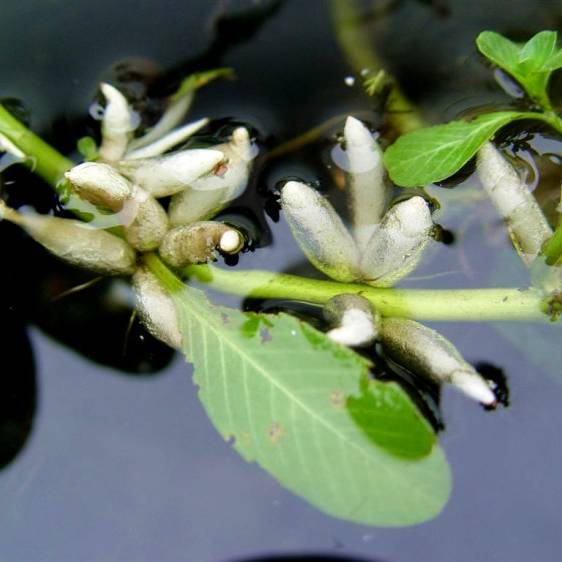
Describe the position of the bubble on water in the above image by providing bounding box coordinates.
[89,102,105,121]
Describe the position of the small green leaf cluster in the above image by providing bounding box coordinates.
[384,30,562,188]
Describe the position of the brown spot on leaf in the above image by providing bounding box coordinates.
[330,389,346,409]
[268,421,285,444]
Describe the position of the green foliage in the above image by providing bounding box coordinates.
[384,31,562,188]
[384,111,533,187]
[76,136,98,161]
[153,262,451,527]
[476,31,562,109]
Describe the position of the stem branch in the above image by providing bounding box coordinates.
[182,264,547,322]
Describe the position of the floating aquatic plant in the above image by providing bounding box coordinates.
[0,30,561,528]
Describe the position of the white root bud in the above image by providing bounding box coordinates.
[116,148,225,198]
[159,221,244,267]
[360,196,433,286]
[280,180,361,282]
[379,318,497,406]
[99,83,138,162]
[65,162,132,212]
[132,266,182,350]
[477,142,552,264]
[123,186,169,252]
[168,127,255,227]
[0,202,136,276]
[324,294,379,347]
[343,116,388,249]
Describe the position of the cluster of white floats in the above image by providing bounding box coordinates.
[1,81,552,409]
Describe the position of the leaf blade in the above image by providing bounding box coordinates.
[168,279,451,527]
[384,111,534,187]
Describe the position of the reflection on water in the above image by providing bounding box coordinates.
[1,0,562,560]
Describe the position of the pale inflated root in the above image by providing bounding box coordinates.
[168,127,255,227]
[122,186,170,252]
[0,202,137,275]
[477,142,552,264]
[132,266,182,350]
[343,116,388,250]
[159,221,244,267]
[280,180,361,282]
[324,294,380,347]
[379,317,497,406]
[116,148,225,198]
[359,196,434,287]
[65,162,132,212]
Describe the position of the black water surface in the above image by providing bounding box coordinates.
[1,1,562,561]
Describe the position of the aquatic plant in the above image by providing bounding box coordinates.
[0,30,561,528]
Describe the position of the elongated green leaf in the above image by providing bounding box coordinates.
[384,111,536,187]
[152,261,451,526]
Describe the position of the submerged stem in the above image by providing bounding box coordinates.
[330,0,424,134]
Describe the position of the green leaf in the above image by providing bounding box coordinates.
[476,31,562,108]
[518,31,557,71]
[153,261,451,527]
[76,136,98,161]
[384,111,535,187]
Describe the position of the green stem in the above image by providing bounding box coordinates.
[181,263,546,322]
[0,104,73,188]
[1,99,556,324]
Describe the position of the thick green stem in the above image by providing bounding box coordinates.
[179,263,547,322]
[0,104,73,187]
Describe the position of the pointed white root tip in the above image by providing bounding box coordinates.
[450,370,497,406]
[219,229,244,254]
[0,133,25,159]
[343,116,381,174]
[280,180,361,282]
[379,318,495,406]
[324,294,379,347]
[100,83,136,134]
[344,116,374,148]
[133,266,182,350]
[65,162,132,211]
[99,82,138,162]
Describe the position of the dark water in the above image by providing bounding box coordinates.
[1,1,562,560]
